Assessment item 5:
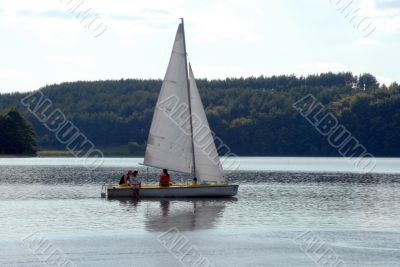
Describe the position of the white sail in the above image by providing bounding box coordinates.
[189,64,225,183]
[143,23,193,174]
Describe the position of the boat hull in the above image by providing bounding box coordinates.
[103,184,239,198]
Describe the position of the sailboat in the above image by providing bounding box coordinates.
[103,19,238,198]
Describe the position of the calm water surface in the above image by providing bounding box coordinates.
[1,157,400,266]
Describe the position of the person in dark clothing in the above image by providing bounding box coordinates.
[119,170,133,185]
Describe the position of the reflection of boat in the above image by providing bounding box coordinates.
[106,198,232,231]
[104,19,238,198]
[144,199,231,232]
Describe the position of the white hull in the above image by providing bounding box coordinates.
[102,184,238,198]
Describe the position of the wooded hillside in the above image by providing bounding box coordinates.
[1,72,399,156]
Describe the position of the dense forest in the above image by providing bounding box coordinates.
[0,108,37,155]
[0,72,399,156]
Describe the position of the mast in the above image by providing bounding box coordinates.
[180,18,196,180]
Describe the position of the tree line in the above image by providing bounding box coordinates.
[0,72,399,156]
[0,108,37,155]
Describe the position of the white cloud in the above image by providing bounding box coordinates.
[377,75,396,85]
[0,67,40,93]
[2,0,262,43]
[192,64,261,79]
[187,0,262,44]
[359,0,400,33]
[354,37,379,45]
[297,62,348,74]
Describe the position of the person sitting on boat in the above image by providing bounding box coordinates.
[119,170,132,185]
[130,170,141,198]
[159,169,174,186]
[131,170,140,185]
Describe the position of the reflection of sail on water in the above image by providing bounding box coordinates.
[145,201,226,232]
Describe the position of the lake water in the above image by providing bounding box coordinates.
[1,157,400,266]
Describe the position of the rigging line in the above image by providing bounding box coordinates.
[180,18,197,180]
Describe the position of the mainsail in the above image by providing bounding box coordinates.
[144,21,225,183]
[189,64,225,183]
[143,23,193,174]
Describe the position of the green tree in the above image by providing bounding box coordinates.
[358,73,379,90]
[0,108,37,155]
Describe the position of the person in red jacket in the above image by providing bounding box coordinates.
[159,169,174,186]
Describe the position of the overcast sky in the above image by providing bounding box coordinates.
[0,0,399,93]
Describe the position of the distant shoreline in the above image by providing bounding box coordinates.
[1,151,400,159]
